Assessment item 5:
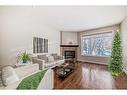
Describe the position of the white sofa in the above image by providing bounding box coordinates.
[0,64,54,89]
[32,53,65,70]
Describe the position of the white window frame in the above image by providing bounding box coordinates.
[81,31,114,57]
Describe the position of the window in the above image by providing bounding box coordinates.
[33,37,48,53]
[81,32,113,57]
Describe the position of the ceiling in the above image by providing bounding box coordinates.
[3,6,127,32]
[31,6,127,31]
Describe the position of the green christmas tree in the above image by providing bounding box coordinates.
[108,30,123,76]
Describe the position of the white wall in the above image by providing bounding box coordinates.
[61,31,78,45]
[0,7,60,67]
[0,8,2,66]
[121,17,127,74]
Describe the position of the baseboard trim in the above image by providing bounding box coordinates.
[77,60,127,75]
[77,59,107,65]
[123,68,127,75]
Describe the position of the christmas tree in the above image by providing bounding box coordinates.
[108,30,123,76]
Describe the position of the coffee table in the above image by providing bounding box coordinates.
[57,65,74,79]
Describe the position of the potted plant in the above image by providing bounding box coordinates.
[18,51,32,64]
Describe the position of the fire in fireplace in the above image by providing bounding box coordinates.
[64,51,75,59]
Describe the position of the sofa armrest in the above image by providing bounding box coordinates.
[37,69,54,89]
[57,56,65,60]
[32,58,45,70]
[14,64,39,78]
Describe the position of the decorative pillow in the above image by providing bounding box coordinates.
[2,66,19,86]
[37,55,48,62]
[47,56,54,62]
[51,53,58,60]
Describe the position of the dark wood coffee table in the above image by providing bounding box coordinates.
[57,66,74,79]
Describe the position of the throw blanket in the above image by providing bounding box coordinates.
[17,70,47,89]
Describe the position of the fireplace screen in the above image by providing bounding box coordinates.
[64,51,75,59]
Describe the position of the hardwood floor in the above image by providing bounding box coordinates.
[53,62,127,89]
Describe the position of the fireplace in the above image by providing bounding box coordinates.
[64,51,75,59]
[60,45,78,61]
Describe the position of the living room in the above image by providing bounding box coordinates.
[0,6,127,90]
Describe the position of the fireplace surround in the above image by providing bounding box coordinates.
[60,45,78,61]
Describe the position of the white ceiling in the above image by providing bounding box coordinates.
[8,6,127,32]
[31,6,127,31]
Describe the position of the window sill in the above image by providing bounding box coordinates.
[81,54,110,58]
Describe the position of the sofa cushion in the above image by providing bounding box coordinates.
[47,56,54,62]
[2,66,19,86]
[51,53,58,60]
[56,59,65,64]
[37,55,48,62]
[56,60,65,66]
[45,62,56,68]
